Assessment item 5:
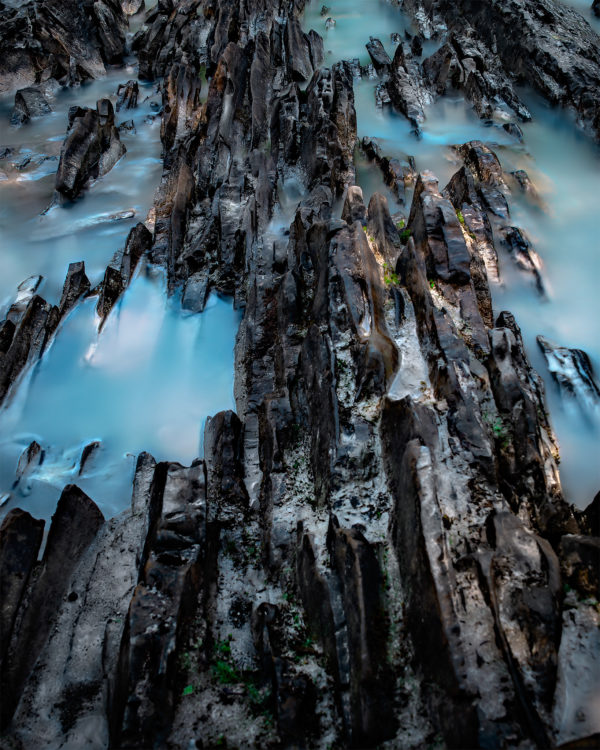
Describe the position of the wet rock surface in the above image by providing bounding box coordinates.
[0,0,599,748]
[55,98,126,201]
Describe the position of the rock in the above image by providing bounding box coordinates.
[0,509,44,667]
[1,485,104,726]
[10,87,52,126]
[0,294,58,406]
[121,0,144,15]
[55,99,126,201]
[537,336,600,410]
[111,461,206,748]
[58,261,90,316]
[96,266,125,324]
[341,185,367,226]
[366,37,392,74]
[6,275,43,325]
[181,271,209,313]
[286,17,314,82]
[116,80,139,111]
[327,517,396,745]
[560,535,600,599]
[594,0,600,18]
[325,17,336,29]
[204,411,249,523]
[14,440,44,485]
[0,0,127,93]
[118,119,136,133]
[498,226,545,294]
[320,4,329,15]
[415,0,600,141]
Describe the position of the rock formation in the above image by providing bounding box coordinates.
[0,0,599,748]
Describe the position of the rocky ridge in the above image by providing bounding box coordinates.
[0,0,599,749]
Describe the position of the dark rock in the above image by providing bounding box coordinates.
[366,37,392,74]
[0,0,127,94]
[1,485,104,726]
[560,535,600,598]
[0,509,44,667]
[10,87,52,126]
[118,119,136,133]
[116,80,139,111]
[121,0,144,15]
[58,261,90,316]
[111,461,206,748]
[96,265,125,324]
[14,440,43,484]
[204,411,249,522]
[341,185,367,226]
[55,99,126,201]
[6,275,43,325]
[594,0,600,18]
[498,226,545,294]
[327,517,396,746]
[0,294,58,406]
[537,336,600,409]
[286,17,314,82]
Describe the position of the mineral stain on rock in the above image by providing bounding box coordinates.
[0,0,599,748]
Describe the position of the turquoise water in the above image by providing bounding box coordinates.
[0,271,239,521]
[302,0,600,507]
[0,69,163,310]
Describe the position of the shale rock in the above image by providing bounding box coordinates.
[55,99,126,201]
[10,87,52,125]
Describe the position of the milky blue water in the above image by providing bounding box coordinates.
[0,69,163,311]
[0,60,240,521]
[302,0,600,508]
[0,270,239,521]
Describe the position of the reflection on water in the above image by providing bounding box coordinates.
[0,68,163,310]
[0,270,240,521]
[303,0,600,507]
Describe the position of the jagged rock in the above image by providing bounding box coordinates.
[1,485,104,726]
[121,0,144,15]
[414,0,600,141]
[10,87,52,125]
[0,509,44,667]
[14,440,44,484]
[0,294,58,406]
[58,261,90,316]
[498,226,545,294]
[6,275,43,325]
[327,517,395,746]
[366,37,392,74]
[560,535,600,599]
[0,0,127,94]
[96,222,151,325]
[286,17,314,82]
[160,64,202,154]
[387,42,430,133]
[537,336,600,410]
[367,192,401,266]
[204,411,248,523]
[116,80,139,111]
[342,185,367,226]
[111,460,205,748]
[55,99,126,201]
[594,0,600,18]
